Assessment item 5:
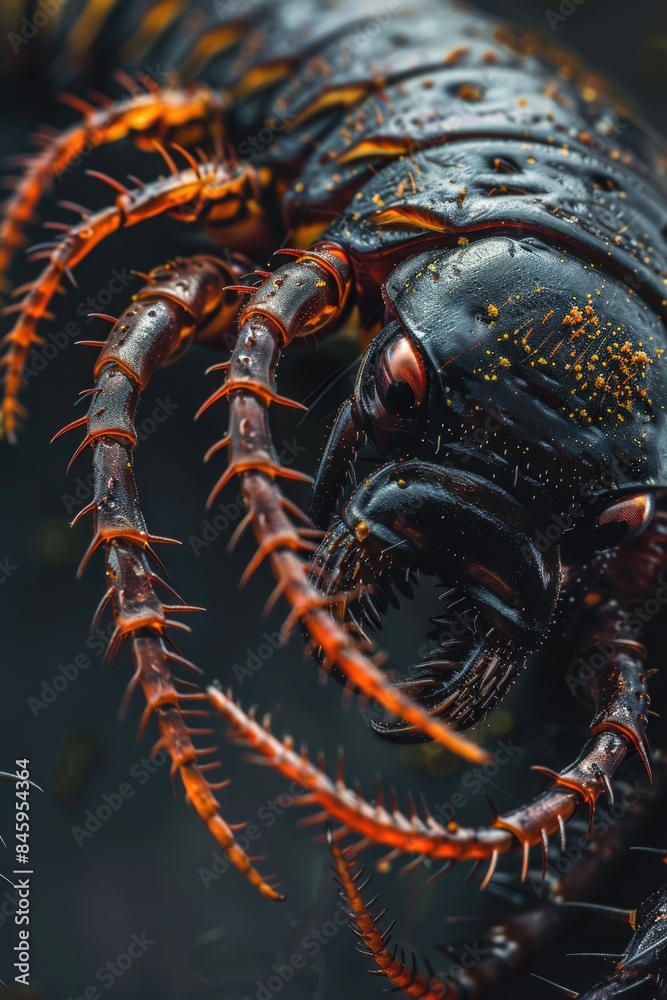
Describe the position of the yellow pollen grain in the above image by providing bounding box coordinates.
[354,521,370,543]
[562,305,584,326]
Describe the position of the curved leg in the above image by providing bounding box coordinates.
[0,151,263,440]
[204,511,662,976]
[330,836,447,999]
[207,602,648,869]
[329,762,665,1000]
[199,243,490,762]
[57,255,281,900]
[0,81,223,293]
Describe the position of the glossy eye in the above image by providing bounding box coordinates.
[376,335,427,417]
[596,492,655,547]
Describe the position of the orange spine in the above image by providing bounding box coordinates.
[330,838,449,999]
[0,156,250,440]
[0,84,223,294]
[60,257,283,901]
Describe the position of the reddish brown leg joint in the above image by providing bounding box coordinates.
[202,243,493,762]
[63,256,283,902]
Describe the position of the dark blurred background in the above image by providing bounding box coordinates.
[1,0,667,997]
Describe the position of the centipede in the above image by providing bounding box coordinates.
[2,0,667,996]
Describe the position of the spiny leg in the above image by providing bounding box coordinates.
[201,247,658,893]
[330,836,447,999]
[199,244,491,762]
[205,588,656,985]
[0,150,265,441]
[0,80,224,295]
[207,599,648,870]
[203,523,656,912]
[329,760,666,1000]
[57,255,282,900]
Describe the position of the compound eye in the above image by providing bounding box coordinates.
[377,335,427,417]
[597,492,655,547]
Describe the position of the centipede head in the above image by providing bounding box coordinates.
[306,242,662,743]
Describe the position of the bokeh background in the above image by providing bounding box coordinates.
[1,0,667,997]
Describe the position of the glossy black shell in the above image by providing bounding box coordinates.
[29,0,667,511]
[384,238,667,508]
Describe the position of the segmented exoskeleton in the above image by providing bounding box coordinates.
[3,0,667,995]
[329,769,667,1000]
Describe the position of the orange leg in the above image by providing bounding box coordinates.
[198,244,489,762]
[206,620,647,872]
[327,766,666,1000]
[199,490,653,913]
[330,838,448,999]
[207,679,654,992]
[0,150,263,441]
[57,255,281,900]
[0,80,224,295]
